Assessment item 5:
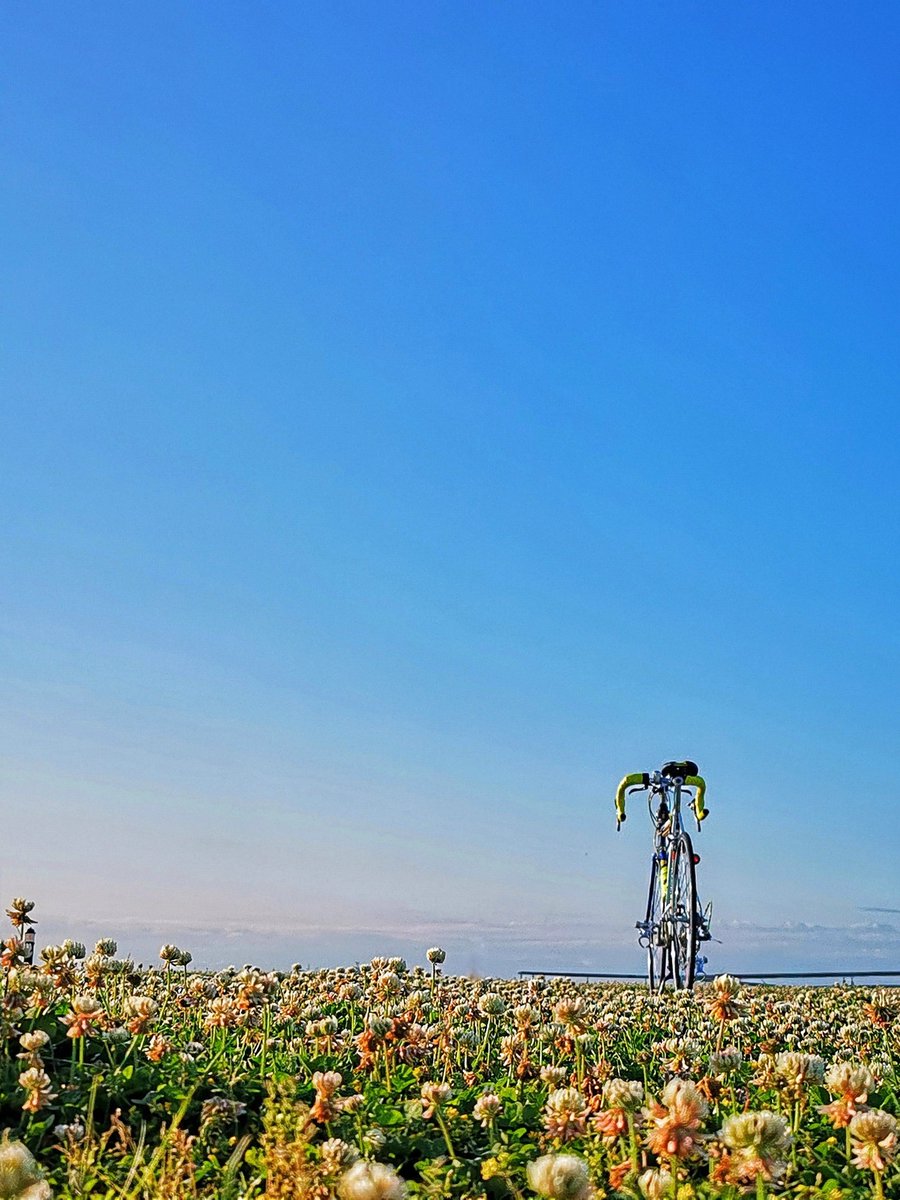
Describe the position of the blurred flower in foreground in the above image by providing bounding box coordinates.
[527,1153,591,1200]
[0,1132,51,1199]
[645,1079,707,1161]
[849,1109,897,1175]
[338,1160,406,1200]
[718,1111,792,1184]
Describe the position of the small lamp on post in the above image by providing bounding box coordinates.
[23,926,35,965]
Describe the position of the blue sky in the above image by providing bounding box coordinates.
[2,2,899,976]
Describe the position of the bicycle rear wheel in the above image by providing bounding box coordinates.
[644,853,671,993]
[670,832,698,990]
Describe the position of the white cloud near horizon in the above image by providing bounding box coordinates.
[28,908,900,980]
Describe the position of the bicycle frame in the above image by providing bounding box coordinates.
[635,773,707,989]
[636,776,686,936]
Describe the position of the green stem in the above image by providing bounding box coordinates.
[627,1112,639,1175]
[260,1002,270,1085]
[435,1111,456,1160]
[382,1048,392,1091]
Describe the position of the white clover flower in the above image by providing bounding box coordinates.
[473,1092,503,1125]
[552,998,586,1030]
[544,1088,588,1142]
[18,1032,50,1053]
[478,992,506,1018]
[601,1078,644,1111]
[361,1128,387,1153]
[320,1138,359,1171]
[420,1081,451,1117]
[527,1153,591,1200]
[0,1134,51,1199]
[660,1078,709,1121]
[719,1111,792,1183]
[849,1109,898,1174]
[54,1120,86,1142]
[708,1046,742,1077]
[638,1168,672,1200]
[824,1062,874,1100]
[366,1016,393,1039]
[338,1160,406,1200]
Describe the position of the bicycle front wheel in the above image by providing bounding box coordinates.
[644,852,671,993]
[670,832,698,990]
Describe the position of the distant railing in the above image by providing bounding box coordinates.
[518,969,900,984]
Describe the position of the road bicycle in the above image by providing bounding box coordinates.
[614,760,712,992]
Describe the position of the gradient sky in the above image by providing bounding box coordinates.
[3,3,900,977]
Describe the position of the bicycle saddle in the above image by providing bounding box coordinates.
[660,760,699,780]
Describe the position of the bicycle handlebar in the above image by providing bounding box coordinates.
[614,773,648,824]
[614,771,708,828]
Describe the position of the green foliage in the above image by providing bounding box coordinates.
[0,941,898,1199]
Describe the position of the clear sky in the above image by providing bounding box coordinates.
[2,2,899,977]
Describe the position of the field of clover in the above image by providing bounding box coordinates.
[0,900,898,1200]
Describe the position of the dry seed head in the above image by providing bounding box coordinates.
[313,1071,343,1097]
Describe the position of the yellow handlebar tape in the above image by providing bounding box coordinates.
[615,773,647,822]
[685,774,707,819]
